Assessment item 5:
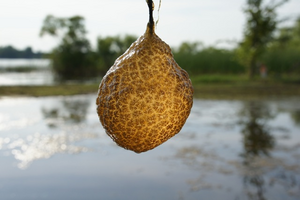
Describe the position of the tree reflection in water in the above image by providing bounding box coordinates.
[239,101,275,200]
[291,110,300,127]
[237,101,300,200]
[171,100,300,200]
[42,97,90,128]
[239,101,275,158]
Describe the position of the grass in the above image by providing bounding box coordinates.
[190,74,248,84]
[191,74,300,84]
[0,84,99,97]
[0,66,42,73]
[193,83,300,99]
[191,74,300,99]
[0,75,299,99]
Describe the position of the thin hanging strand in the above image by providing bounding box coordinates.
[155,0,162,28]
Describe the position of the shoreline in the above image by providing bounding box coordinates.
[1,82,299,100]
[0,84,99,97]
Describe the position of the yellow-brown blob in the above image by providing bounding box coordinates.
[96,24,193,153]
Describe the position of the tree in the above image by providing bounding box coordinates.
[276,17,300,47]
[237,0,288,78]
[40,15,97,80]
[96,35,137,75]
[262,17,300,75]
[173,42,244,74]
[0,46,43,58]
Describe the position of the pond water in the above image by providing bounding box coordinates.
[0,59,50,68]
[0,94,299,200]
[0,59,54,86]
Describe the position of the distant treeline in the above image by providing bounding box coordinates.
[0,46,44,59]
[173,43,245,74]
[38,13,300,81]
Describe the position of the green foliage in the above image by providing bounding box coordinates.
[40,15,97,80]
[191,74,248,84]
[263,47,300,74]
[0,46,43,58]
[237,0,288,78]
[40,15,137,79]
[262,17,300,76]
[0,66,39,73]
[37,13,299,81]
[173,42,244,75]
[96,35,137,75]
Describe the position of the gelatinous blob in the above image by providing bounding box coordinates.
[96,0,193,153]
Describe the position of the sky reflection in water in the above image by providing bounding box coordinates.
[0,59,54,86]
[0,95,299,200]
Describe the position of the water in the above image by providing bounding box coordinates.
[0,95,299,200]
[0,59,50,68]
[0,59,54,85]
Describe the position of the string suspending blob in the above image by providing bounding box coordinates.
[96,0,193,153]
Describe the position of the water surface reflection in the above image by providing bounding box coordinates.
[291,110,300,126]
[238,101,298,200]
[239,101,275,157]
[0,95,101,169]
[166,100,300,200]
[0,96,299,200]
[42,97,90,128]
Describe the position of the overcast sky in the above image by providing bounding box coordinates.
[1,0,299,52]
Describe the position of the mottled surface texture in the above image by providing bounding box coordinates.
[96,25,193,153]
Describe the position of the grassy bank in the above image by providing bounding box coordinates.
[193,83,300,99]
[0,84,99,97]
[0,76,300,99]
[190,75,300,99]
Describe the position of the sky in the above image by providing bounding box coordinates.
[1,0,300,52]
